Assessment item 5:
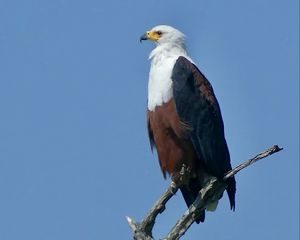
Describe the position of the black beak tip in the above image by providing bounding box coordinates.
[139,33,148,43]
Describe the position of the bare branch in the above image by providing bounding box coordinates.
[165,145,283,240]
[224,145,283,179]
[127,182,178,239]
[126,216,153,240]
[127,145,283,240]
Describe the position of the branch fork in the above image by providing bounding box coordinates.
[127,145,283,240]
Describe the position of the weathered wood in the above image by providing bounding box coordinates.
[127,145,283,240]
[126,182,178,240]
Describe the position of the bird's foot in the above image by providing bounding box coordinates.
[172,164,192,187]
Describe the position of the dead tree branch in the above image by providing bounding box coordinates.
[126,182,179,240]
[127,145,283,240]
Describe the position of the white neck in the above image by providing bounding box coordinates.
[147,43,192,111]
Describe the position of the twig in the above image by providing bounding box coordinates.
[126,216,153,240]
[127,182,178,239]
[224,145,283,179]
[127,145,283,240]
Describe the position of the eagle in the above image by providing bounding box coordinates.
[140,25,236,222]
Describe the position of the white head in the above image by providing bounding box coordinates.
[140,25,185,46]
[140,25,192,111]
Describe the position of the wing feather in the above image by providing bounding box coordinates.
[172,56,236,209]
[147,111,155,151]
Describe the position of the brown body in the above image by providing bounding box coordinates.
[147,99,209,186]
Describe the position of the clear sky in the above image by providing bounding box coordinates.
[0,0,298,239]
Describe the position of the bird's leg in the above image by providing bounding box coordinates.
[172,164,192,188]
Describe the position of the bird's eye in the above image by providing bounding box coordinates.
[156,31,162,36]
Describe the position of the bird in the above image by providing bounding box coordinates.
[140,25,236,222]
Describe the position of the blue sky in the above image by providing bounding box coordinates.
[0,0,298,239]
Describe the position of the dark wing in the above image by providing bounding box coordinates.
[147,112,155,151]
[172,56,236,209]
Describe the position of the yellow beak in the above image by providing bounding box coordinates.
[140,31,160,42]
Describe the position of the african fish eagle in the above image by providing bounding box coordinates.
[140,25,236,222]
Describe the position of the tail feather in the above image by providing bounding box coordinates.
[180,186,205,223]
[179,175,236,224]
[226,176,236,210]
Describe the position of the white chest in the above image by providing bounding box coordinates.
[147,56,177,111]
[147,43,192,111]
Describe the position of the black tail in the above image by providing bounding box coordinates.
[180,185,205,223]
[226,176,236,210]
[179,175,235,223]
